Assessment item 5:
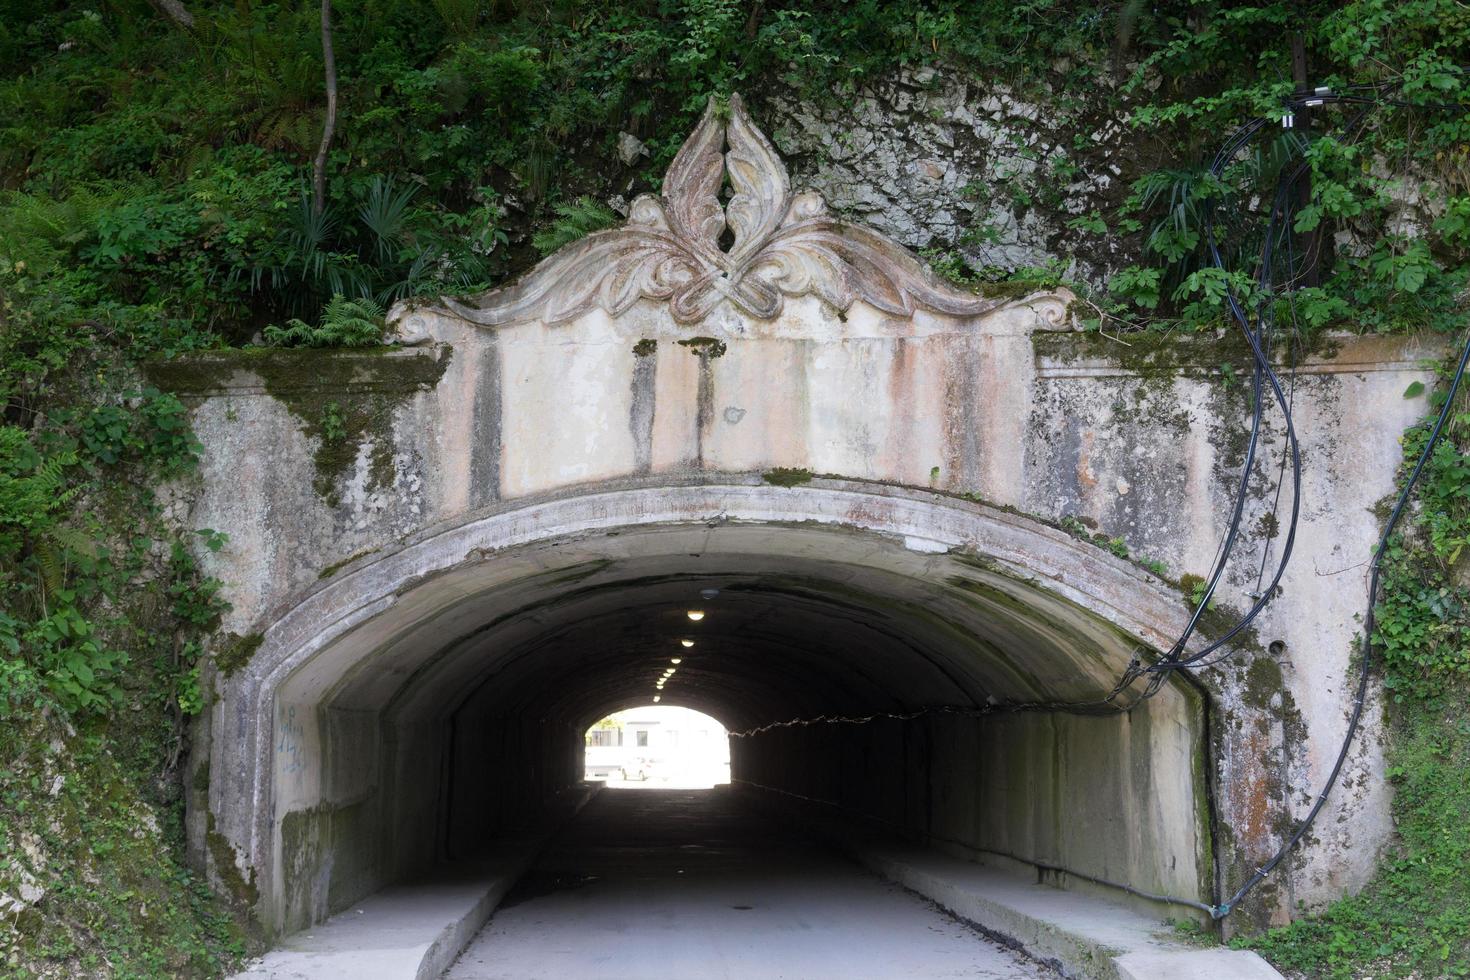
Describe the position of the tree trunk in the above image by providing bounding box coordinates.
[147,0,195,31]
[312,0,338,217]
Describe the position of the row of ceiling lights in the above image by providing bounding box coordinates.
[653,590,717,702]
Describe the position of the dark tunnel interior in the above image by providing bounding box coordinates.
[263,520,1211,935]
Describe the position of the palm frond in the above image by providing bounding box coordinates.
[359,176,418,265]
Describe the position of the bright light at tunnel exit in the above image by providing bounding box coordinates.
[583,706,730,789]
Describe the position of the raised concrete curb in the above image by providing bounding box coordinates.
[230,785,597,980]
[857,843,1281,980]
[736,782,1281,980]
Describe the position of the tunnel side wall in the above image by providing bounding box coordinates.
[731,691,1211,910]
[271,707,582,933]
[441,713,582,859]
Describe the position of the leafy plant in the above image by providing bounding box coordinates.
[263,294,386,348]
[531,196,620,255]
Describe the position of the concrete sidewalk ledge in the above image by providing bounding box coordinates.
[736,782,1280,980]
[858,844,1281,980]
[231,785,598,980]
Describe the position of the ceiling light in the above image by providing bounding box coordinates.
[700,588,719,600]
[652,695,661,702]
[680,639,695,648]
[670,657,682,665]
[686,610,705,621]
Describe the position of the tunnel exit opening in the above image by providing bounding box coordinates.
[204,481,1218,939]
[584,706,731,788]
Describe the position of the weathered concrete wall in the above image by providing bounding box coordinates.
[733,697,1212,913]
[171,316,1434,937]
[163,97,1440,940]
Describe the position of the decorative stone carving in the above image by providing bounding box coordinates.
[440,94,1068,327]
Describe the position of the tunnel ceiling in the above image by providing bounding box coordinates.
[289,520,1176,735]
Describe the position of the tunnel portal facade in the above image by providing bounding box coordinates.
[168,95,1432,939]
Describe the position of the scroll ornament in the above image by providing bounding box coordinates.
[438,94,1069,328]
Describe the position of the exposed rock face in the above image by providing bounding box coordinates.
[616,131,648,166]
[763,66,1133,285]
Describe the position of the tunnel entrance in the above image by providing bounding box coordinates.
[585,707,731,787]
[209,480,1213,938]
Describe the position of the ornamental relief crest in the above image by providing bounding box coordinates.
[438,94,1067,328]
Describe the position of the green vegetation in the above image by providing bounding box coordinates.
[0,388,243,972]
[761,467,813,487]
[263,294,386,348]
[676,336,728,357]
[1,0,1468,975]
[1237,366,1470,977]
[1058,515,1169,578]
[531,197,620,255]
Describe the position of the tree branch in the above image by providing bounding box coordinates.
[312,0,338,217]
[147,0,195,31]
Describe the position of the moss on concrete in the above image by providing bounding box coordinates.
[205,812,260,911]
[632,339,657,357]
[1032,328,1254,381]
[549,558,615,585]
[278,799,376,931]
[215,632,264,678]
[318,548,381,580]
[1242,656,1286,710]
[977,278,1057,300]
[147,346,452,507]
[676,336,727,358]
[762,467,814,487]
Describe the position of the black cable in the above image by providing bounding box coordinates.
[1214,328,1470,918]
[1152,97,1386,673]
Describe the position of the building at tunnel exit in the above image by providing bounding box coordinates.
[155,94,1438,943]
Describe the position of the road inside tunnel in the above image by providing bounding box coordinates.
[443,787,1047,979]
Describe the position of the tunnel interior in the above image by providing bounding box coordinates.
[263,505,1213,936]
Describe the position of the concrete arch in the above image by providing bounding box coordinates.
[203,477,1214,936]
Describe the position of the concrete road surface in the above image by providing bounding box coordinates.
[445,787,1048,979]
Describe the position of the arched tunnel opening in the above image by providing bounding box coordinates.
[250,486,1213,941]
